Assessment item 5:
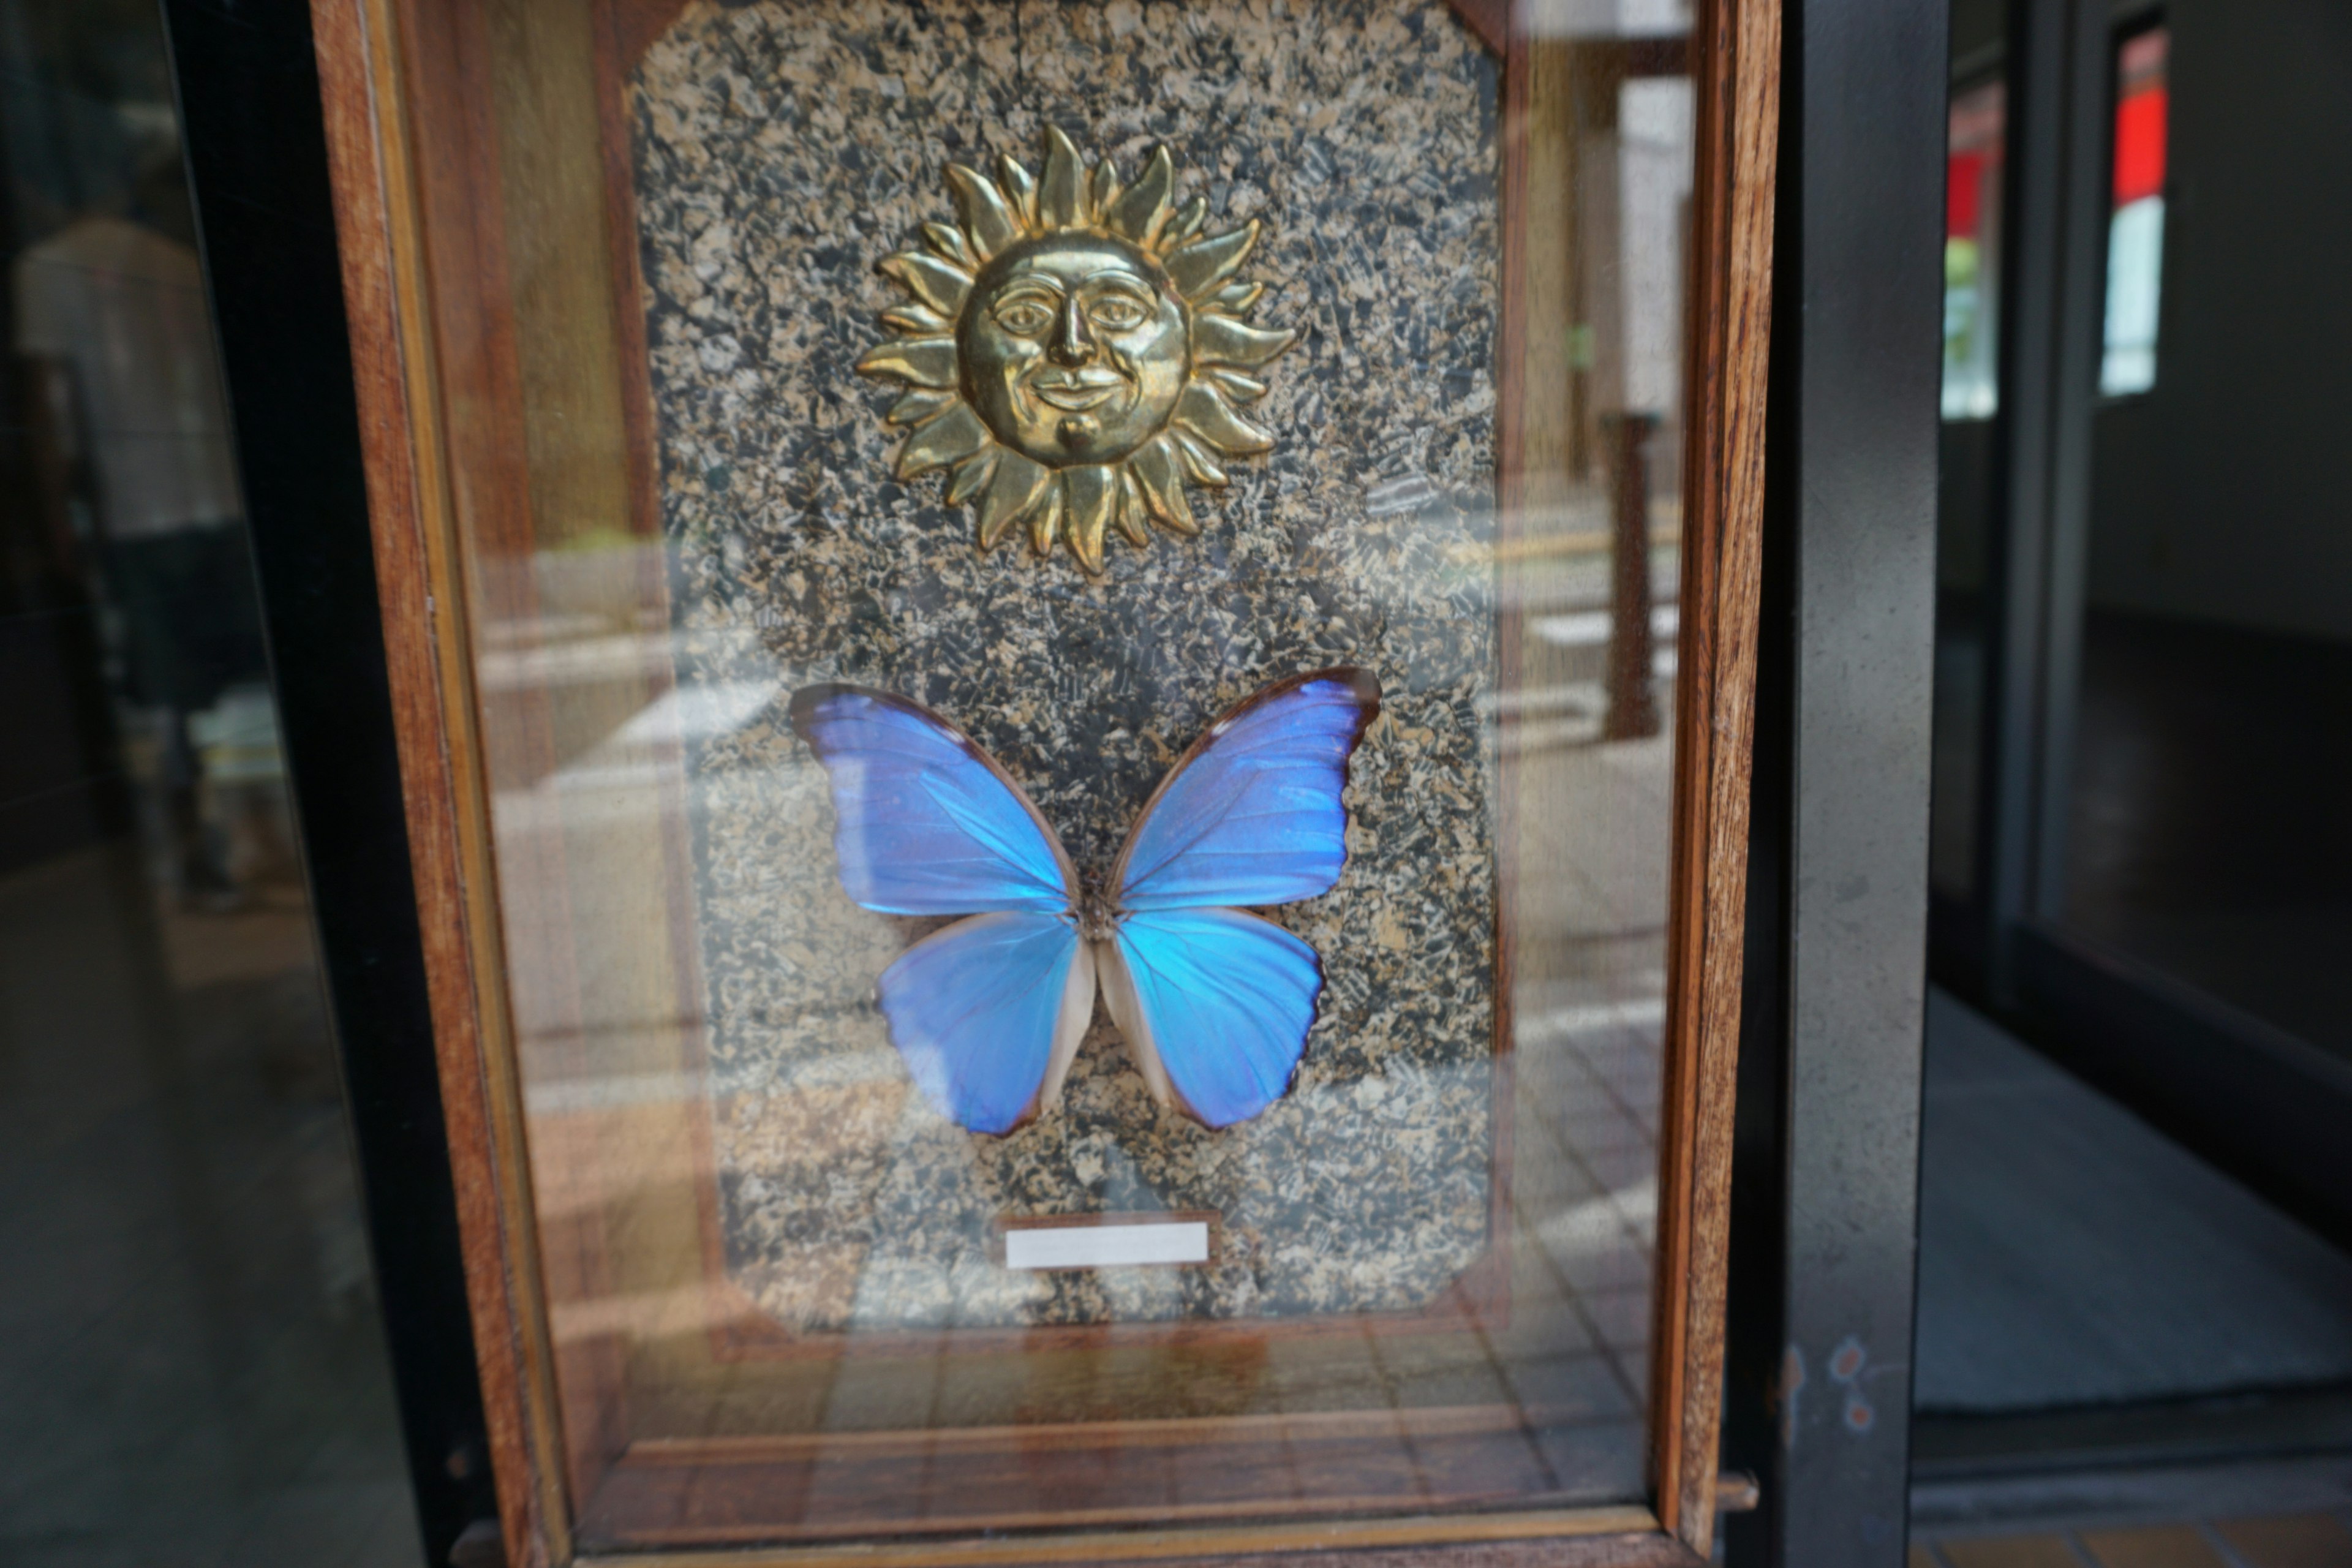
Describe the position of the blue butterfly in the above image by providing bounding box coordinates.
[789,668,1382,1136]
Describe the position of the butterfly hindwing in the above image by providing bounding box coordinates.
[1114,668,1381,911]
[1099,908,1322,1129]
[790,684,1076,915]
[878,912,1096,1135]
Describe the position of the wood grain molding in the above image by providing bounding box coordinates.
[307,0,573,1562]
[1650,0,1782,1555]
[575,1510,1693,1568]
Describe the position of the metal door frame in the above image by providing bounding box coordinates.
[1720,0,1947,1562]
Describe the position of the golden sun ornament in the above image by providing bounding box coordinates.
[857,127,1296,576]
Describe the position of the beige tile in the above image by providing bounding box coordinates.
[1940,1535,2087,1568]
[2079,1524,2229,1568]
[2216,1514,2352,1568]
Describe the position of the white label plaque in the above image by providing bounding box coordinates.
[1002,1219,1211,1271]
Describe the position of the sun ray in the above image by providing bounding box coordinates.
[997,154,1040,227]
[1171,429,1229,486]
[1166,222,1259,299]
[921,221,974,268]
[1205,368,1268,403]
[856,336,957,388]
[1163,197,1208,250]
[1193,315,1295,369]
[1038,128,1088,229]
[947,449,998,506]
[880,253,972,317]
[978,451,1051,549]
[1131,437,1197,534]
[1173,383,1273,456]
[858,131,1294,573]
[888,388,956,425]
[881,303,950,336]
[1115,470,1150,546]
[1208,281,1264,314]
[1027,484,1065,558]
[1107,146,1175,246]
[946,165,1022,258]
[896,403,990,478]
[1064,466,1117,575]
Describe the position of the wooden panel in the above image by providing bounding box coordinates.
[2214,1515,2352,1568]
[582,1414,1649,1548]
[1941,1539,2098,1568]
[580,1517,1694,1568]
[2079,1525,2233,1568]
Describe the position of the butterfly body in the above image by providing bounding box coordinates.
[790,669,1380,1135]
[1070,873,1120,943]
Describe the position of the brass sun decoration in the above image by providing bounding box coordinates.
[857,128,1295,575]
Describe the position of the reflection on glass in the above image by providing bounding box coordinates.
[450,0,1697,1545]
[2100,24,2168,397]
[0,1,420,1562]
[1928,52,2007,902]
[1943,78,2005,421]
[2059,7,2352,1065]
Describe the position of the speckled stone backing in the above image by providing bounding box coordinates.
[631,0,1502,1332]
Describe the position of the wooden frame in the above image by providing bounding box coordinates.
[307,0,1777,1559]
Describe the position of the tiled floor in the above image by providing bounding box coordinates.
[1917,1511,2352,1567]
[1913,991,2352,1412]
[0,847,423,1568]
[1910,994,2352,1568]
[1505,718,1676,1438]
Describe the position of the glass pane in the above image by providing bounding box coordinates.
[0,3,422,1562]
[442,0,1702,1546]
[2098,24,2167,397]
[2062,6,2352,1057]
[1930,68,2007,905]
[1943,78,2005,421]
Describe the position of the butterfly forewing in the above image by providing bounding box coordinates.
[791,685,1077,914]
[1113,668,1381,911]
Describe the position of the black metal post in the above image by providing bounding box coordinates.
[1719,0,1947,1560]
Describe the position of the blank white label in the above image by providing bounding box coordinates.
[1003,1221,1210,1270]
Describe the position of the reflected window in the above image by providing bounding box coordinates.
[1943,77,2005,420]
[0,2,423,1561]
[2100,22,2168,396]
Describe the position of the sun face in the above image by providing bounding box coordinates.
[858,129,1295,576]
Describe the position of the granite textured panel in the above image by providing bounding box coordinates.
[630,0,1502,1332]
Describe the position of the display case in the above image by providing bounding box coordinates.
[307,0,1777,1559]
